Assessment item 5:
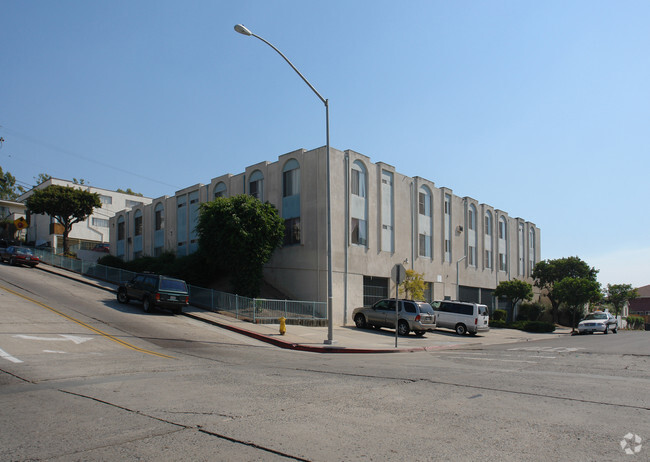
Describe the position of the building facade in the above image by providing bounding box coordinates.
[109,147,541,325]
[0,199,27,241]
[19,178,152,251]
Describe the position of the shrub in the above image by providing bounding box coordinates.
[489,319,508,328]
[97,254,127,269]
[492,309,507,322]
[626,315,645,330]
[517,302,545,321]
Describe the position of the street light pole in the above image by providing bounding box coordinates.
[234,24,335,344]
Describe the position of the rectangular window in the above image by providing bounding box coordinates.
[363,276,389,307]
[419,233,431,258]
[499,253,507,271]
[91,218,109,227]
[284,217,301,245]
[99,195,112,205]
[468,246,476,266]
[485,250,493,268]
[444,196,451,215]
[444,239,451,252]
[499,221,505,239]
[419,192,427,215]
[283,169,300,197]
[126,200,142,208]
[117,221,125,240]
[250,180,259,199]
[351,218,368,246]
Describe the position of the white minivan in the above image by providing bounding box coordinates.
[432,300,490,335]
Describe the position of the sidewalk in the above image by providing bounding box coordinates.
[37,263,572,354]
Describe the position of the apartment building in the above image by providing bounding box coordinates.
[109,147,540,325]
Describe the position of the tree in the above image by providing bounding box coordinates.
[553,277,602,331]
[0,166,25,200]
[605,284,638,317]
[116,188,144,197]
[399,269,426,300]
[25,185,101,255]
[494,279,533,310]
[532,257,599,323]
[196,194,284,297]
[33,173,51,186]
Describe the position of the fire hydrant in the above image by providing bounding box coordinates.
[279,317,286,335]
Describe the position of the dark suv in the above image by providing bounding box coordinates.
[117,273,189,314]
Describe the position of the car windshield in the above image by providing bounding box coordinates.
[584,313,607,320]
[418,303,435,315]
[160,278,187,292]
[15,247,34,255]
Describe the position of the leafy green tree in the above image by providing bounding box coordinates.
[0,166,25,200]
[399,269,426,300]
[605,283,638,317]
[553,277,602,330]
[532,257,598,323]
[25,185,101,255]
[116,188,144,197]
[33,173,51,186]
[196,195,284,297]
[494,279,533,310]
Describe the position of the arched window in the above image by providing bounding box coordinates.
[134,209,143,236]
[249,170,264,201]
[282,159,301,245]
[467,204,477,266]
[154,203,164,231]
[214,182,226,199]
[418,185,432,258]
[484,211,493,269]
[350,160,368,246]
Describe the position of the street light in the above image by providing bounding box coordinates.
[234,24,335,344]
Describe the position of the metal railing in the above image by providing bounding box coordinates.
[32,249,327,322]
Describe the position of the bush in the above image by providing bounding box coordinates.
[517,302,545,322]
[492,309,507,322]
[489,319,508,328]
[626,315,645,330]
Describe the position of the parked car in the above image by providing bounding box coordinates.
[431,300,490,335]
[92,243,110,253]
[577,311,618,334]
[352,299,437,336]
[0,246,40,267]
[117,273,189,314]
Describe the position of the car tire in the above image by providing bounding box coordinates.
[414,331,425,337]
[354,314,366,329]
[613,327,617,334]
[143,297,151,313]
[117,289,129,304]
[9,257,15,266]
[397,320,410,336]
[604,326,608,334]
[455,323,467,335]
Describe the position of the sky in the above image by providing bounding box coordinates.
[2,1,649,288]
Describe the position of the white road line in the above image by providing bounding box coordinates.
[451,356,538,364]
[13,334,93,344]
[0,348,23,363]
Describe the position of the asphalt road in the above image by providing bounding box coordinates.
[1,264,648,461]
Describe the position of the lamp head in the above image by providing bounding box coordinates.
[234,24,252,36]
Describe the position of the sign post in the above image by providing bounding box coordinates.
[391,263,406,348]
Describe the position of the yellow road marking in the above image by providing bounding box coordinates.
[0,284,175,359]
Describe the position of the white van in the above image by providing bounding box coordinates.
[431,300,490,335]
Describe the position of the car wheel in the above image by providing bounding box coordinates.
[354,313,366,329]
[613,327,617,334]
[397,320,410,336]
[414,331,425,337]
[117,289,129,304]
[9,257,15,266]
[143,297,151,313]
[603,326,608,334]
[455,323,467,335]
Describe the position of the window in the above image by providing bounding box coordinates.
[485,211,492,235]
[92,217,109,227]
[99,195,112,205]
[485,250,493,268]
[419,233,431,258]
[444,195,451,215]
[468,206,475,230]
[117,216,125,240]
[284,217,301,245]
[283,165,300,197]
[249,170,264,201]
[351,165,366,197]
[134,210,143,236]
[154,203,164,231]
[468,245,476,266]
[499,252,507,271]
[214,182,227,198]
[499,217,506,239]
[363,276,388,307]
[126,199,142,208]
[351,218,368,246]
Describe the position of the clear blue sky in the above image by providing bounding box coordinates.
[2,1,649,288]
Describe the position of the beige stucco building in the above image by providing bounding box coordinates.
[110,147,540,325]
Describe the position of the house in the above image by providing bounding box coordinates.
[18,178,152,252]
[628,284,650,328]
[0,199,27,242]
[109,146,540,325]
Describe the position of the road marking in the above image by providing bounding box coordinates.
[451,356,539,364]
[508,346,585,353]
[13,334,93,344]
[0,348,23,363]
[43,350,67,354]
[0,284,175,359]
